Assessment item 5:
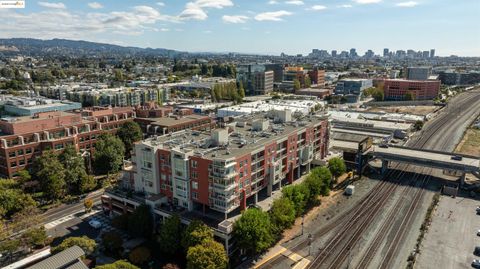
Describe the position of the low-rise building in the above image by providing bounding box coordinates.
[216,99,324,118]
[2,96,81,116]
[0,106,135,178]
[334,79,373,103]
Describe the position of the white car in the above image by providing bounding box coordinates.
[472,259,480,268]
[88,219,102,229]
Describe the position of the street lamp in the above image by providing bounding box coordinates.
[301,214,305,235]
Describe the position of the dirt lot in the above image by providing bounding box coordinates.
[456,128,480,156]
[367,106,439,116]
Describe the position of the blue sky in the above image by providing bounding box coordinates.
[0,0,479,56]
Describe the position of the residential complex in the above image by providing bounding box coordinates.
[101,111,329,253]
[439,71,480,85]
[382,79,441,101]
[0,106,135,178]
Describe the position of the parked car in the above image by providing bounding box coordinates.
[472,259,480,268]
[379,144,389,148]
[475,246,480,256]
[451,155,463,161]
[477,230,480,236]
[476,207,480,214]
[88,219,102,229]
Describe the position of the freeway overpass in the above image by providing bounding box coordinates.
[331,140,480,181]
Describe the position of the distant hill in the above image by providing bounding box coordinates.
[0,38,184,58]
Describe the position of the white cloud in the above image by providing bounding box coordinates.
[285,0,304,5]
[159,28,170,31]
[38,1,66,9]
[195,0,233,9]
[222,15,249,23]
[268,0,278,4]
[310,5,327,11]
[0,5,176,40]
[156,2,165,6]
[179,0,233,21]
[395,1,418,7]
[179,3,208,20]
[338,4,353,8]
[353,0,382,4]
[255,10,292,21]
[203,30,213,34]
[88,2,103,9]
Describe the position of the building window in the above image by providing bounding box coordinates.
[8,152,15,158]
[55,144,64,150]
[10,162,16,168]
[17,149,24,156]
[19,159,25,166]
[161,174,166,180]
[192,192,198,199]
[192,181,198,190]
[192,160,198,168]
[25,148,32,154]
[191,171,198,179]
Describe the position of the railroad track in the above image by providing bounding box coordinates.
[258,89,480,269]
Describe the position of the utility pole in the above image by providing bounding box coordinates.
[301,214,305,235]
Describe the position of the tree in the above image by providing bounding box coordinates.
[305,76,312,88]
[404,92,415,101]
[52,236,96,255]
[414,120,424,131]
[33,150,66,200]
[94,134,125,175]
[114,69,124,82]
[233,208,274,254]
[316,167,333,196]
[79,175,97,193]
[269,197,296,233]
[16,170,31,184]
[102,232,123,256]
[157,215,182,254]
[84,198,94,213]
[128,246,151,266]
[95,260,140,269]
[293,79,301,92]
[0,188,36,218]
[117,122,143,158]
[128,205,153,238]
[112,213,130,230]
[281,184,310,216]
[182,220,214,250]
[0,239,21,261]
[328,157,347,181]
[59,145,88,194]
[23,227,48,248]
[186,240,228,269]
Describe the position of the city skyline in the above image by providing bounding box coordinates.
[0,0,479,56]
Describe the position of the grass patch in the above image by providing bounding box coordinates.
[456,128,480,156]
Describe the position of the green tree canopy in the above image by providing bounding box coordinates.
[33,150,67,200]
[93,133,125,175]
[281,184,310,216]
[95,260,140,269]
[233,208,274,254]
[328,157,347,180]
[128,246,151,265]
[102,231,123,256]
[404,92,415,101]
[269,197,296,233]
[128,205,153,238]
[157,215,182,255]
[59,145,89,194]
[117,121,143,158]
[0,188,36,218]
[52,236,96,255]
[181,220,214,251]
[293,79,301,92]
[23,227,48,248]
[186,240,228,269]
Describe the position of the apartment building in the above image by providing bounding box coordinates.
[382,79,440,101]
[101,110,329,254]
[0,107,135,178]
[236,64,274,95]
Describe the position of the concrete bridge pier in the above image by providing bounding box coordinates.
[460,173,466,187]
[381,160,389,175]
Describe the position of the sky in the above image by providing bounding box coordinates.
[0,0,479,56]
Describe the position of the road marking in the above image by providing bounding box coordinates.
[44,215,76,229]
[292,258,311,269]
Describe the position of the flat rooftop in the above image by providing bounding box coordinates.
[143,113,328,159]
[139,114,210,127]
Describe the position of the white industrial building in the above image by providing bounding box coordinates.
[217,100,325,118]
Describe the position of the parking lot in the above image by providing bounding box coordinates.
[416,193,480,269]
